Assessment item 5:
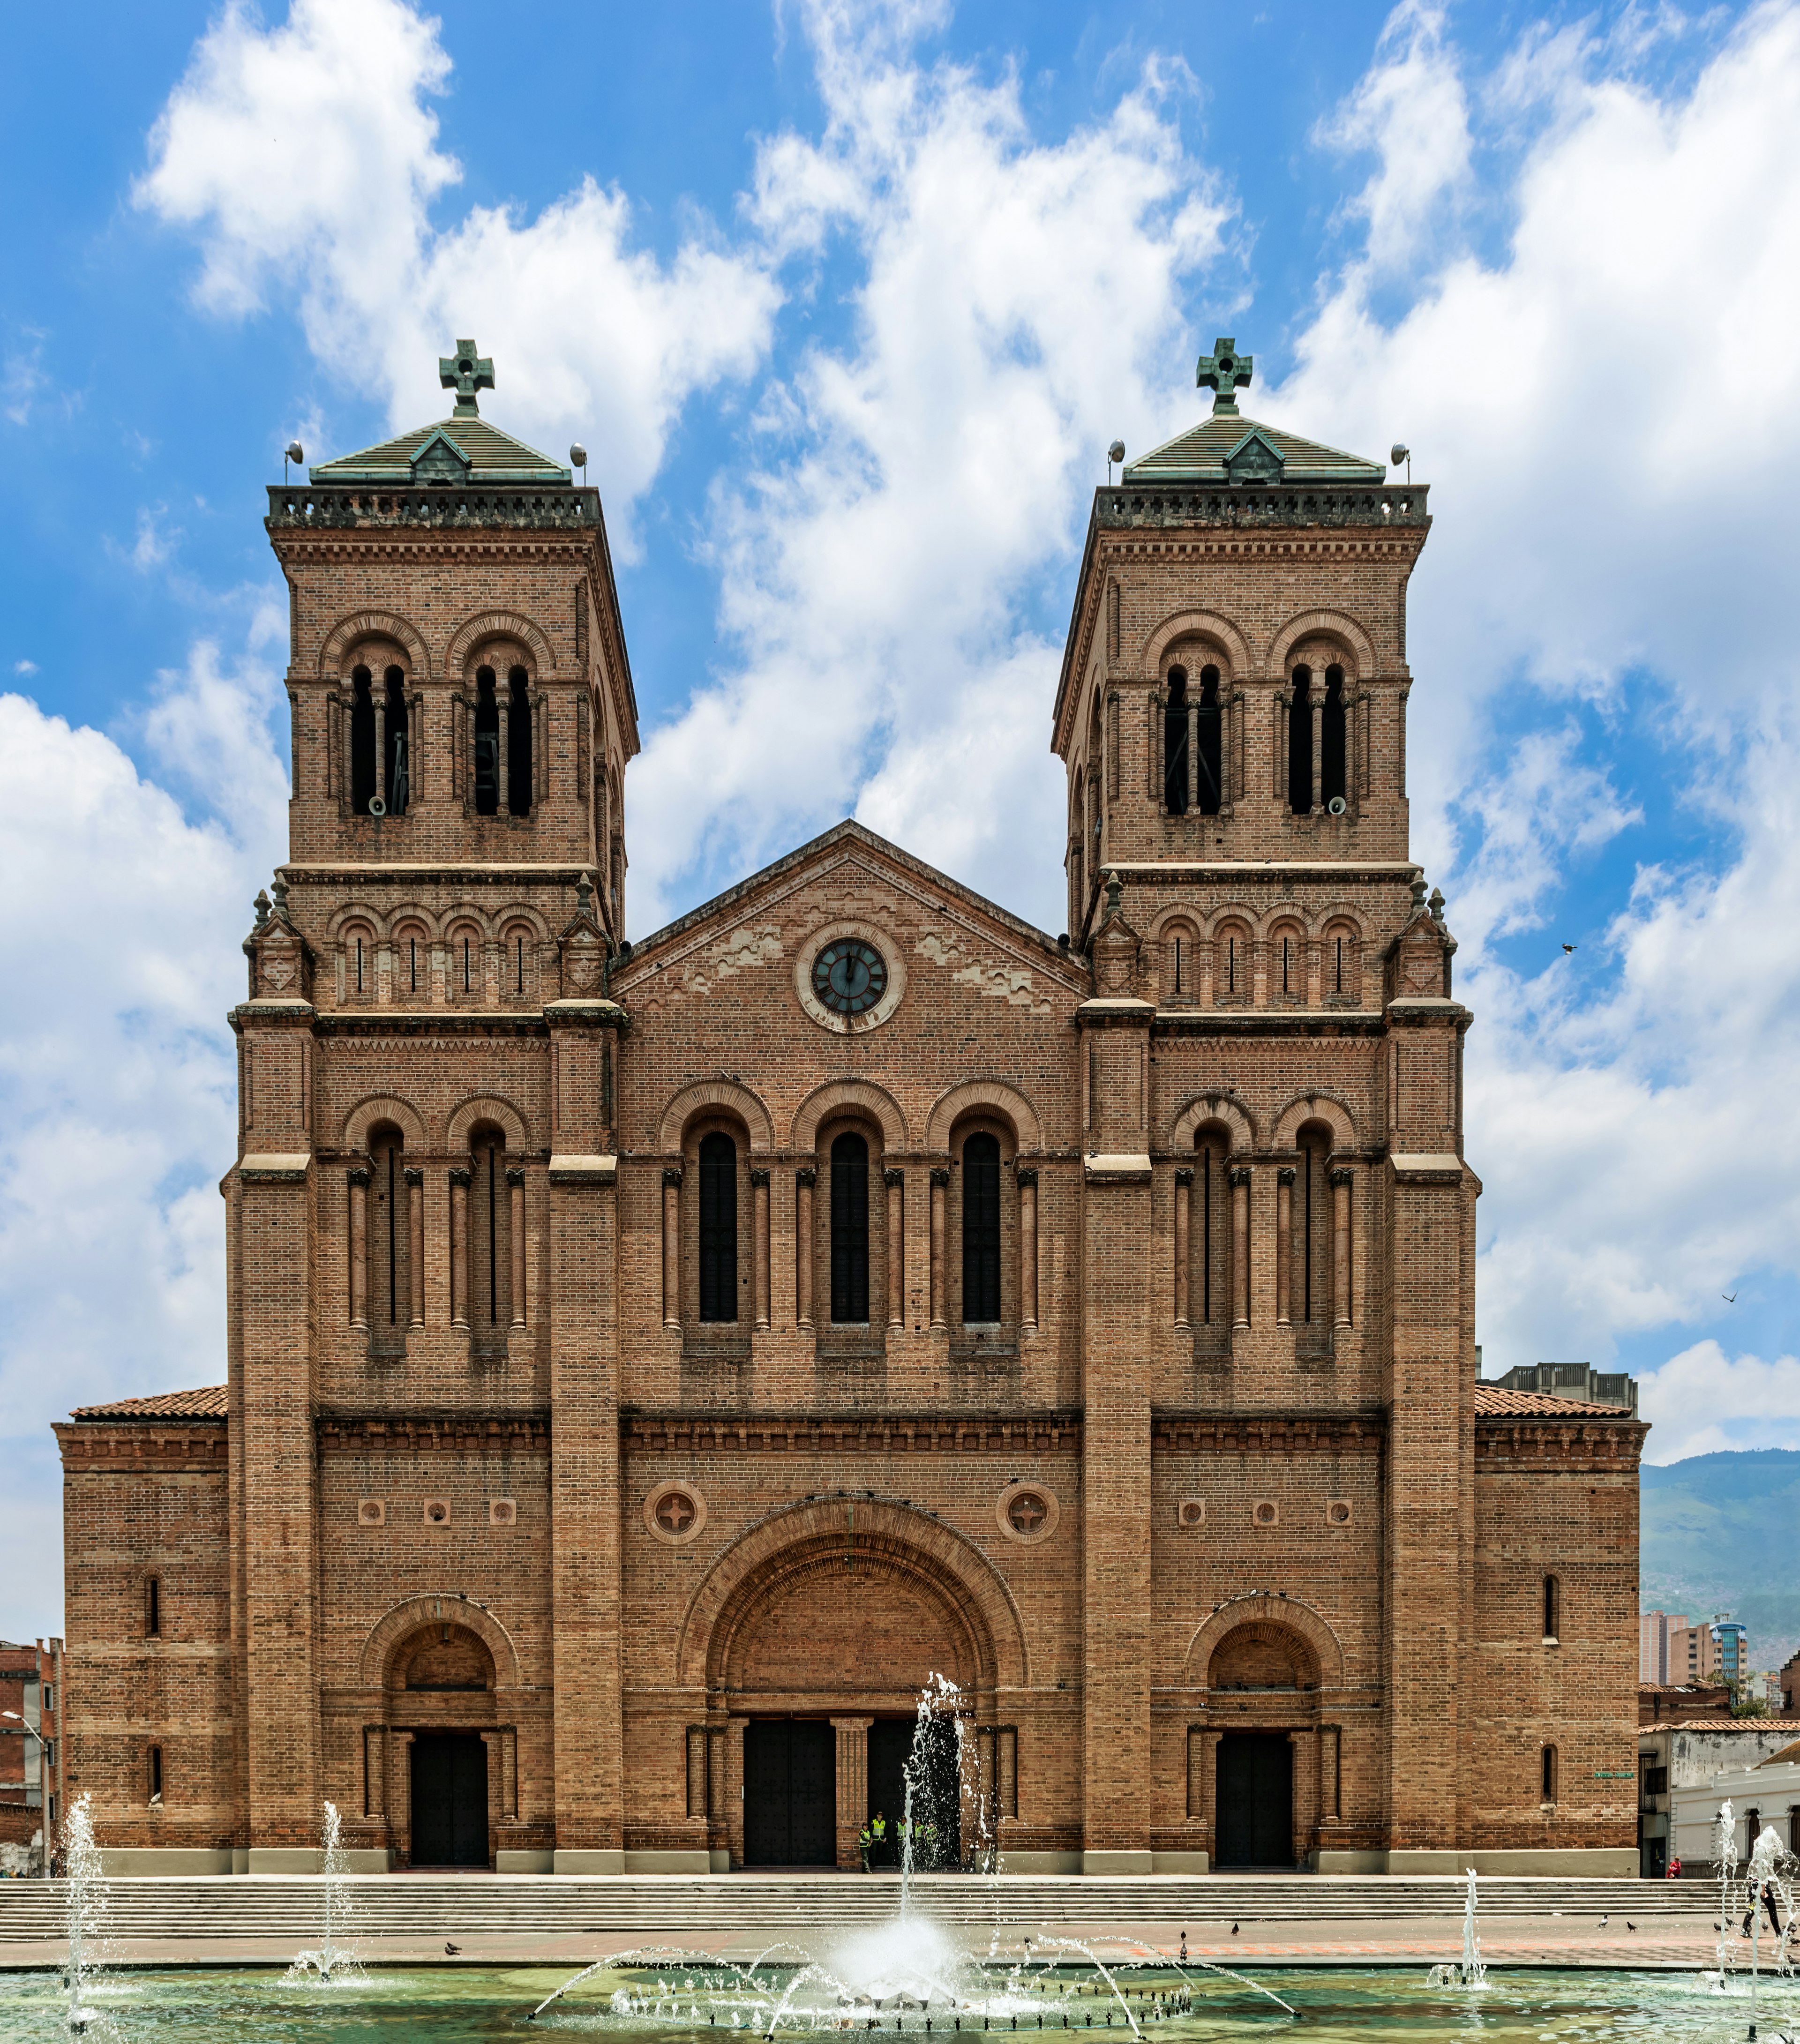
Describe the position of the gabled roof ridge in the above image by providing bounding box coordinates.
[69,1385,227,1421]
[615,819,1085,987]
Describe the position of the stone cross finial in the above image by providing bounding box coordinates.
[439,338,495,415]
[1196,337,1253,416]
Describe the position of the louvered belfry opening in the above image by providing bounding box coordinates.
[698,1131,739,1323]
[830,1131,870,1324]
[961,1131,1002,1324]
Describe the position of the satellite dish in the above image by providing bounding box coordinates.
[570,442,588,470]
[1328,795,1347,816]
[285,441,305,465]
[1108,440,1125,464]
[368,796,386,818]
[1389,443,1409,469]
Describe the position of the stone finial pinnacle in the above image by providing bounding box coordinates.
[577,868,594,916]
[1103,868,1123,917]
[1410,875,1428,911]
[1196,337,1253,416]
[439,338,495,417]
[1429,886,1446,925]
[253,888,271,930]
[270,875,289,916]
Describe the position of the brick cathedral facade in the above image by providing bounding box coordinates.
[57,340,1644,1877]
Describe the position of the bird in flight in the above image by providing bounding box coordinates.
[1724,1293,1738,1304]
[1562,943,1577,954]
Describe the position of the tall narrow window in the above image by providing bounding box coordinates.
[1196,666,1223,815]
[383,667,409,816]
[1335,936,1344,994]
[507,666,533,816]
[468,1128,510,1356]
[1544,1574,1561,1642]
[1289,665,1313,814]
[1282,936,1292,995]
[145,1576,161,1639]
[1163,668,1190,814]
[409,938,419,992]
[474,666,500,815]
[369,1127,407,1356]
[830,1131,870,1324]
[1541,1745,1558,1803]
[1172,937,1184,995]
[1295,1128,1333,1349]
[1322,665,1346,809]
[962,1132,1002,1323]
[1193,1132,1230,1353]
[149,1746,163,1804]
[698,1132,738,1323]
[350,666,377,815]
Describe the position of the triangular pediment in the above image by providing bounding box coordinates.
[1222,427,1286,485]
[408,428,473,484]
[614,820,1087,1022]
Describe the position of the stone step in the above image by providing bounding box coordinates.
[0,1875,1713,1942]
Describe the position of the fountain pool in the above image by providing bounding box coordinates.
[0,1962,1792,2044]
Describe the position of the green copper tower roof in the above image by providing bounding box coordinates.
[308,337,572,486]
[1120,335,1387,487]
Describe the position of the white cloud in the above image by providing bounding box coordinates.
[13,660,36,676]
[627,4,1233,928]
[1639,1341,1800,1464]
[136,0,781,544]
[0,642,285,1642]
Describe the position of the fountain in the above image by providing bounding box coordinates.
[528,1675,1296,2033]
[1426,1867,1487,1990]
[60,1791,107,2035]
[284,1800,362,1983]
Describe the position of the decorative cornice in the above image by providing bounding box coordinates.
[623,1409,1082,1455]
[1153,1408,1385,1453]
[267,484,601,533]
[316,1407,551,1452]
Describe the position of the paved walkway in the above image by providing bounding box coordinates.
[0,1912,1750,1973]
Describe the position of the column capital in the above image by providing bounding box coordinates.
[883,1167,905,1188]
[403,1166,423,1187]
[1015,1164,1039,1187]
[749,1167,771,1188]
[795,1165,817,1188]
[506,1166,526,1187]
[1330,1167,1355,1187]
[662,1165,683,1189]
[1173,1167,1194,1186]
[449,1166,471,1187]
[1229,1166,1252,1187]
[930,1167,951,1188]
[347,1165,371,1187]
[1277,1166,1297,1185]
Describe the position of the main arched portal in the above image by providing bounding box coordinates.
[679,1499,1024,1869]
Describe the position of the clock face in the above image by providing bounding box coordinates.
[812,939,888,1017]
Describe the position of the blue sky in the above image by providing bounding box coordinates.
[5,0,1800,1642]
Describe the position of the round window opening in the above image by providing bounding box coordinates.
[811,939,888,1018]
[1008,1491,1049,1536]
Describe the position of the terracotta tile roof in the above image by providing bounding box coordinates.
[69,1385,227,1421]
[1474,1383,1633,1417]
[1759,1739,1800,1767]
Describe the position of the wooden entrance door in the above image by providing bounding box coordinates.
[1214,1732,1293,1868]
[743,1720,835,1865]
[410,1734,488,1867]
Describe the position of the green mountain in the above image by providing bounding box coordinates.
[1640,1449,1800,1674]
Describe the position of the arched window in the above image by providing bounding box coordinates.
[1273,922,1303,1000]
[502,924,533,1001]
[468,1125,511,1357]
[1289,665,1313,814]
[1540,1744,1558,1803]
[145,1575,161,1640]
[350,666,377,815]
[449,925,480,1001]
[1196,666,1223,815]
[1193,1128,1230,1353]
[383,666,409,816]
[1543,1574,1561,1643]
[368,1125,408,1357]
[1326,921,1359,999]
[1294,1124,1333,1349]
[507,666,533,816]
[474,667,500,815]
[1163,921,1200,1003]
[1164,667,1190,815]
[1321,665,1346,810]
[698,1132,738,1324]
[1215,921,1249,1002]
[396,923,427,1000]
[830,1131,870,1324]
[962,1132,1002,1323]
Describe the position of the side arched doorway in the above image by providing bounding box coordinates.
[1207,1619,1319,1871]
[683,1501,1020,1870]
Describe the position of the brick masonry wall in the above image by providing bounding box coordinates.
[54,438,1643,1869]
